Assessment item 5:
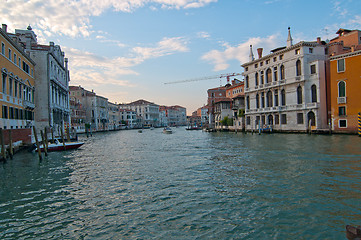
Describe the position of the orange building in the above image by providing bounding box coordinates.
[1,24,35,140]
[328,29,361,133]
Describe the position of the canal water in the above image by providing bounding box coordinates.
[1,129,361,239]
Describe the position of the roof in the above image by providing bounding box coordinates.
[214,97,232,103]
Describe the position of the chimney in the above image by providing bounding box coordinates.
[257,48,263,59]
[2,24,7,33]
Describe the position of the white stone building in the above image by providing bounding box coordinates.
[10,26,70,135]
[242,28,328,132]
[123,99,160,127]
[108,102,120,130]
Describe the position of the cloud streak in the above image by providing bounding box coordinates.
[0,0,217,38]
[201,34,282,71]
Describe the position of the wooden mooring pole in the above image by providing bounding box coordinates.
[33,126,42,161]
[8,129,13,159]
[0,129,6,161]
[40,130,48,156]
[60,127,66,150]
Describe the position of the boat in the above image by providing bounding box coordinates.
[35,139,84,152]
[163,127,172,134]
[186,126,202,130]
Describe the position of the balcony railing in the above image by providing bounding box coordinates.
[23,100,35,109]
[337,97,346,104]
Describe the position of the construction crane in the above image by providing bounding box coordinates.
[163,73,242,85]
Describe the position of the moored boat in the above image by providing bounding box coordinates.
[35,139,84,152]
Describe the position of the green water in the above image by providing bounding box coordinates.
[1,129,361,239]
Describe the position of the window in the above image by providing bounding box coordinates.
[266,59,270,64]
[18,57,21,67]
[338,106,346,116]
[339,119,347,128]
[13,53,16,63]
[310,64,316,74]
[273,57,277,62]
[245,75,249,88]
[261,92,265,108]
[9,107,14,119]
[255,63,258,68]
[281,114,287,124]
[297,113,304,124]
[267,91,272,107]
[246,116,251,125]
[255,73,259,86]
[279,55,283,60]
[275,114,279,125]
[9,77,12,96]
[246,96,250,110]
[281,89,286,106]
[1,43,5,55]
[274,90,279,106]
[273,67,278,81]
[296,60,301,76]
[245,67,248,72]
[295,49,300,55]
[260,71,264,84]
[337,59,345,72]
[260,62,263,66]
[311,85,317,102]
[2,73,6,94]
[22,61,29,73]
[256,94,259,108]
[19,84,22,99]
[8,49,12,61]
[266,68,271,83]
[338,81,346,97]
[297,86,302,104]
[14,81,18,97]
[280,65,285,80]
[309,48,313,53]
[2,105,8,119]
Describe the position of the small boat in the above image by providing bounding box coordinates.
[163,127,172,134]
[35,139,84,152]
[138,129,143,133]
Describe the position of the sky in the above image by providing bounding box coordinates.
[2,0,361,115]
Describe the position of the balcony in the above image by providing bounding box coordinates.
[23,100,35,109]
[337,97,346,104]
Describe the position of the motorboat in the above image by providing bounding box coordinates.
[35,139,84,152]
[163,127,172,134]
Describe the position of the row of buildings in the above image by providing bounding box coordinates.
[191,27,361,134]
[69,86,187,132]
[0,23,186,145]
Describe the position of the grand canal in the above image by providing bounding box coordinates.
[1,128,361,239]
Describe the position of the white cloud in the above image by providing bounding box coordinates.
[201,34,282,71]
[197,31,211,39]
[0,0,217,38]
[65,36,189,88]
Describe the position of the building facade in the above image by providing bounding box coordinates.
[9,26,70,135]
[328,29,361,133]
[1,24,35,143]
[242,29,328,132]
[207,86,227,128]
[123,100,160,127]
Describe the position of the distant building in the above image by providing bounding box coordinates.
[108,102,120,130]
[226,79,245,131]
[122,99,160,127]
[207,86,227,128]
[8,25,70,135]
[160,105,187,126]
[0,24,35,144]
[242,28,328,132]
[119,108,139,128]
[69,89,86,133]
[328,28,361,133]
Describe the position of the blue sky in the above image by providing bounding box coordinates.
[2,0,361,114]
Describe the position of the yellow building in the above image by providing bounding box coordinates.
[330,50,361,133]
[0,24,35,131]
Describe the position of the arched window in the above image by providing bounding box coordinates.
[274,90,279,106]
[246,96,250,110]
[311,85,317,103]
[256,93,259,108]
[273,67,278,81]
[245,75,249,88]
[281,89,286,106]
[280,65,285,80]
[266,68,272,83]
[297,86,302,104]
[296,60,301,76]
[267,90,273,107]
[307,111,316,127]
[260,71,264,84]
[255,73,259,86]
[261,92,265,108]
[338,81,346,97]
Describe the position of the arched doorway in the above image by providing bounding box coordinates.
[307,111,316,127]
[268,115,273,125]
